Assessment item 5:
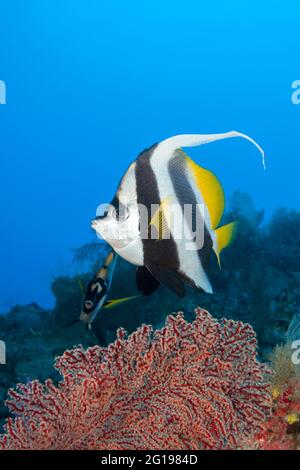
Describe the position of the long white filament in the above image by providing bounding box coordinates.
[155,131,266,169]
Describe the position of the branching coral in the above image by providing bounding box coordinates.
[0,308,272,450]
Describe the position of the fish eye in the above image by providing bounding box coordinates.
[112,206,130,221]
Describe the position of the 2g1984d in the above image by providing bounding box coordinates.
[145,454,197,465]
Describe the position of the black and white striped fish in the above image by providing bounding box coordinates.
[92,131,265,298]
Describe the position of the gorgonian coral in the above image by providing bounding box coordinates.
[0,308,272,450]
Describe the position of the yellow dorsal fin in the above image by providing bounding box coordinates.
[185,156,225,230]
[213,221,238,268]
[149,197,172,240]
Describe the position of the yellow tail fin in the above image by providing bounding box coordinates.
[103,295,141,309]
[213,221,238,268]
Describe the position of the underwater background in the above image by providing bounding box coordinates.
[1,0,300,447]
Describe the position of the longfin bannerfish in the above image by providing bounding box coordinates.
[92,131,265,298]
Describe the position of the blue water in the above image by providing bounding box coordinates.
[1,0,299,311]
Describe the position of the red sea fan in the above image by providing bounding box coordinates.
[0,308,272,450]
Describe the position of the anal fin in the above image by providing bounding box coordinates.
[136,266,160,296]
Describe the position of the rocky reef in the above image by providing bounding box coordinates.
[0,192,300,442]
[0,308,274,449]
[1,308,300,450]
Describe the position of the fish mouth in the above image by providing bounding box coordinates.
[84,300,94,310]
[91,216,103,230]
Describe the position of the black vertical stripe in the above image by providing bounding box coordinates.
[135,144,181,272]
[168,152,213,273]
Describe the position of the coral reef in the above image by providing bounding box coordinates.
[0,308,272,450]
[243,344,300,450]
[0,302,97,431]
[1,193,300,446]
[252,381,300,450]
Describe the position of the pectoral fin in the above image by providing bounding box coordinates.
[149,196,172,240]
[213,221,238,268]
